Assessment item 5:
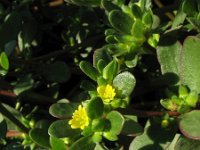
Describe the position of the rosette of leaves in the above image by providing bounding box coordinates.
[160,85,199,114]
[102,0,158,68]
[80,50,136,108]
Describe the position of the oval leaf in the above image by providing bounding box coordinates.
[113,71,136,97]
[175,135,200,150]
[0,52,9,70]
[80,61,100,81]
[50,136,66,150]
[181,36,200,93]
[106,111,124,135]
[86,97,104,119]
[109,10,134,34]
[29,128,50,148]
[48,120,79,138]
[179,110,200,140]
[49,103,78,119]
[69,136,96,150]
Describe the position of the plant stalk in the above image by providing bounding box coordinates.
[0,103,29,134]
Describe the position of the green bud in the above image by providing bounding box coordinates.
[160,99,178,111]
[161,119,169,128]
[185,91,199,107]
[179,85,188,98]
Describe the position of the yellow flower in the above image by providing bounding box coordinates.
[97,84,116,103]
[68,105,89,130]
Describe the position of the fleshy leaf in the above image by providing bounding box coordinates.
[49,103,78,119]
[109,10,134,34]
[69,136,96,150]
[48,120,79,138]
[103,59,118,83]
[29,128,50,148]
[175,135,200,150]
[106,111,124,135]
[113,71,136,97]
[50,137,66,150]
[181,36,200,93]
[179,110,200,140]
[86,97,104,119]
[80,61,100,81]
[0,52,9,70]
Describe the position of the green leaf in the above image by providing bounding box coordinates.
[50,136,66,150]
[185,91,198,107]
[131,20,146,43]
[80,61,100,81]
[29,128,50,148]
[103,132,118,141]
[113,71,136,97]
[109,10,134,34]
[0,113,7,139]
[129,119,177,150]
[103,59,118,83]
[0,52,9,70]
[122,119,143,136]
[101,0,120,12]
[96,59,107,74]
[41,61,71,83]
[179,85,188,98]
[182,0,197,16]
[175,135,200,150]
[179,110,200,139]
[181,36,200,93]
[142,11,153,27]
[49,103,78,119]
[92,119,106,132]
[131,4,142,19]
[172,9,186,29]
[48,120,79,138]
[86,97,104,119]
[69,136,96,150]
[157,38,182,75]
[106,111,124,135]
[93,48,111,69]
[92,132,102,143]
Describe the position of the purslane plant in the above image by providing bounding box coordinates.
[48,0,200,149]
[1,0,200,149]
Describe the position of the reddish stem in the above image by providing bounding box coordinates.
[6,130,23,138]
[0,90,17,98]
[131,109,180,117]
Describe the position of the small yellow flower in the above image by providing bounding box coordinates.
[68,105,89,130]
[97,84,116,103]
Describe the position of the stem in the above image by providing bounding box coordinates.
[0,103,29,134]
[119,108,180,117]
[0,90,17,98]
[6,130,23,138]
